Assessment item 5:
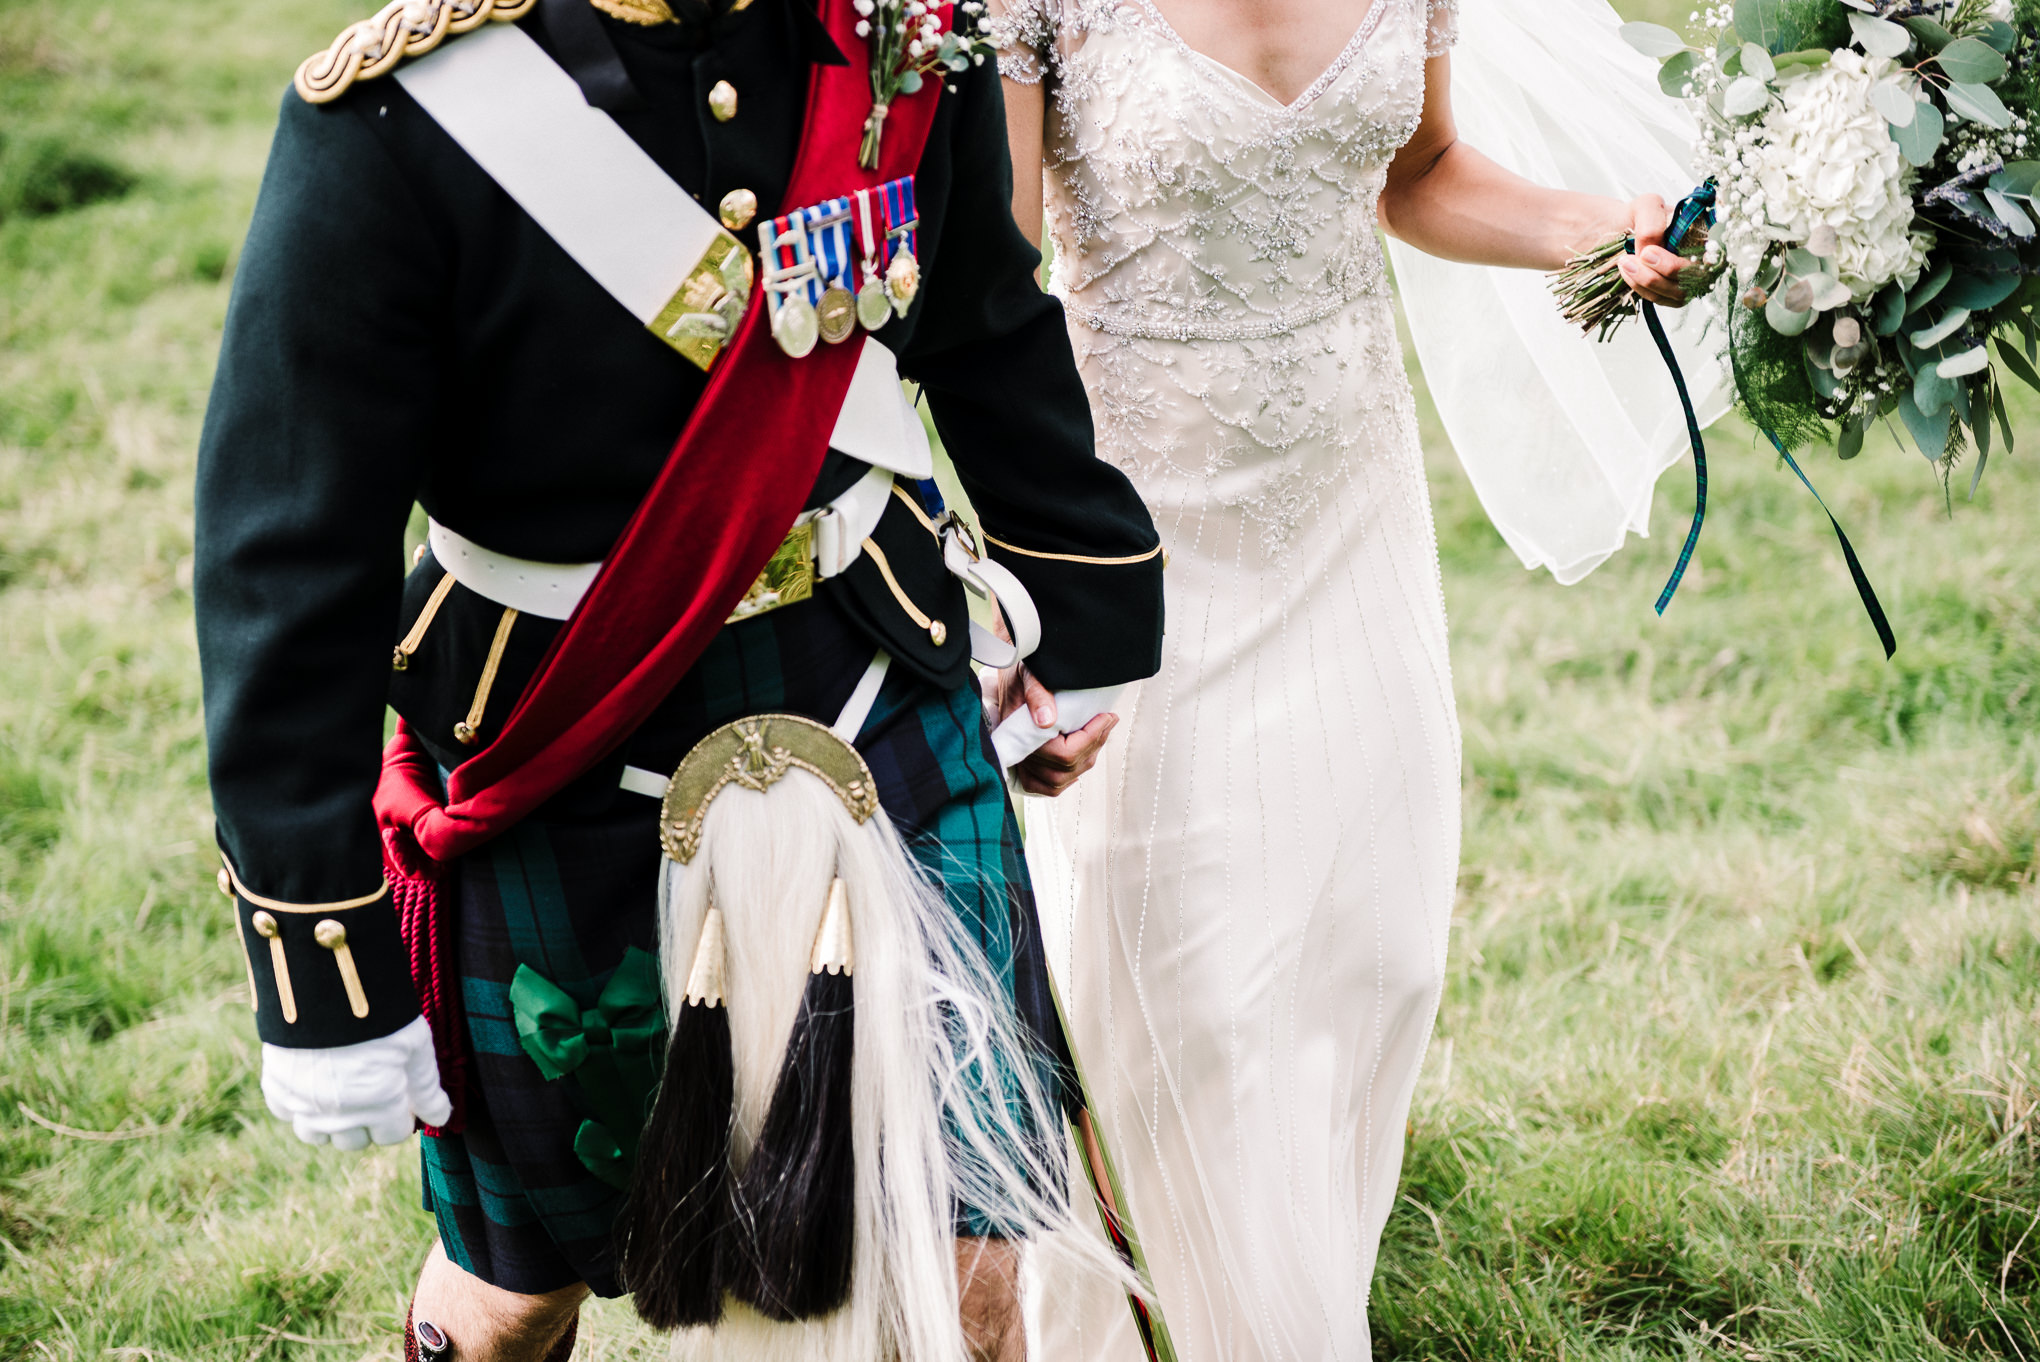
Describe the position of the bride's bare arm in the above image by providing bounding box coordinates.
[1379,55,1688,306]
[1002,73,1047,247]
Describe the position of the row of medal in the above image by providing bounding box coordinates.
[760,175,920,358]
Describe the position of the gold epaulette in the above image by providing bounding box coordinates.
[294,0,539,105]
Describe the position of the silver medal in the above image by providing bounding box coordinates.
[772,294,819,358]
[857,275,892,331]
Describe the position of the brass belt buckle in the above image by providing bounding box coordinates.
[727,520,816,622]
[648,231,756,371]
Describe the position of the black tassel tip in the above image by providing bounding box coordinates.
[726,968,856,1320]
[619,998,734,1330]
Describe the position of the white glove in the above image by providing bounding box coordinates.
[989,685,1125,770]
[261,1014,453,1151]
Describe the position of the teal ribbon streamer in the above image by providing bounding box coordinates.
[1641,296,1708,618]
[1634,183,1895,659]
[1761,429,1897,659]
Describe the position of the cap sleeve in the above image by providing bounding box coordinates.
[1426,0,1458,56]
[987,0,1056,84]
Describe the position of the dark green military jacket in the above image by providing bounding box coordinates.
[194,0,1164,1047]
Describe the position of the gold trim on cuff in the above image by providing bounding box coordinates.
[220,860,390,914]
[981,531,1164,566]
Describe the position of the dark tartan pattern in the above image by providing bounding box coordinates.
[419,596,1063,1298]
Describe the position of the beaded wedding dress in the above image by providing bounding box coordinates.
[993,0,1464,1357]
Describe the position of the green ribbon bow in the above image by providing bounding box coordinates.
[510,947,666,1186]
[510,946,665,1081]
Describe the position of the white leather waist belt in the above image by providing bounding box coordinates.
[429,464,896,622]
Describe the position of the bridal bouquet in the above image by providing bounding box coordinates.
[1561,0,2040,487]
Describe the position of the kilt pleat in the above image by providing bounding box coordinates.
[420,597,1061,1297]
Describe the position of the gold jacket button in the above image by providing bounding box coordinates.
[217,866,233,897]
[719,187,758,230]
[707,80,738,122]
[250,911,279,939]
[928,619,948,646]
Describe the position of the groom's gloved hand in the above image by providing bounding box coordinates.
[261,1015,452,1150]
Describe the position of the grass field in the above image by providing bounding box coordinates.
[0,0,2035,1356]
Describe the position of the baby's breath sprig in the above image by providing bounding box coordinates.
[857,0,992,168]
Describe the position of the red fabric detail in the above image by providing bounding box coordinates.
[374,0,943,1125]
[374,0,942,869]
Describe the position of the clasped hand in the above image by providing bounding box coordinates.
[1608,193,1694,309]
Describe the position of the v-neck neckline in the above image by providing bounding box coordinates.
[1134,0,1392,113]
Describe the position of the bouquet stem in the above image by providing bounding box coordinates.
[1550,227,1713,340]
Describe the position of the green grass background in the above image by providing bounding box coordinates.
[0,0,2035,1356]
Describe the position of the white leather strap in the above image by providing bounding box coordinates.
[618,766,671,799]
[811,465,895,579]
[942,527,1042,668]
[621,649,891,799]
[427,522,601,622]
[395,26,718,327]
[430,465,894,621]
[830,650,892,742]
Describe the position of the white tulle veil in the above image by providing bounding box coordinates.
[1387,0,1733,584]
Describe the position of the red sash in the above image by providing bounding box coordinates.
[376,0,942,874]
[375,0,945,1127]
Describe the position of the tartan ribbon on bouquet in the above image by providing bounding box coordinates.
[1626,184,1896,659]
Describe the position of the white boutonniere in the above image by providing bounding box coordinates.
[857,0,992,168]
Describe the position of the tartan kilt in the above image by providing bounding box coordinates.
[418,594,1067,1298]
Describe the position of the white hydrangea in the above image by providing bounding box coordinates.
[1717,50,1929,301]
[1982,0,2015,21]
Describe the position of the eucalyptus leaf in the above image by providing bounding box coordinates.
[1806,354,1840,397]
[1974,380,1991,467]
[1733,0,1787,52]
[1899,386,1953,456]
[1985,187,2034,237]
[1995,335,2040,391]
[1659,50,1702,97]
[1740,41,1776,81]
[1911,306,1971,348]
[1934,36,2007,85]
[1621,21,1690,58]
[1838,420,1866,460]
[1870,80,1916,126]
[1991,379,2014,456]
[1808,274,1853,311]
[1773,49,1832,71]
[1766,292,1815,335]
[1890,99,1944,165]
[1847,12,1910,58]
[1945,81,2012,130]
[898,68,924,93]
[1908,257,1954,313]
[1991,161,2040,197]
[1723,75,1771,117]
[1941,271,2022,310]
[1978,19,2017,53]
[1902,16,1953,52]
[1937,345,1992,378]
[1872,282,1907,335]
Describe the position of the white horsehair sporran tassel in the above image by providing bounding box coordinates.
[618,713,1134,1361]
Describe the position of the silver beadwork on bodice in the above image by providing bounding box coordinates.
[993,0,1457,500]
[994,0,1455,344]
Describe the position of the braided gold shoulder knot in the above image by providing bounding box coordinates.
[294,0,538,105]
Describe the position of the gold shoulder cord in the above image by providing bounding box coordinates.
[294,0,539,105]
